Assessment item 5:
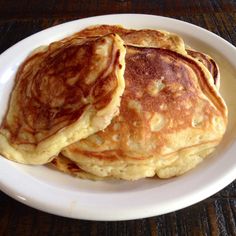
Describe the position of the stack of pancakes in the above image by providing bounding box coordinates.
[0,25,228,180]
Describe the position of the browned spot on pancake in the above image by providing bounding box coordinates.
[51,159,57,165]
[67,162,81,172]
[50,154,83,173]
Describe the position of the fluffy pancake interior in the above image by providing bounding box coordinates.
[0,33,126,164]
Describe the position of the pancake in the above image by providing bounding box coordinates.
[50,154,109,180]
[187,49,220,89]
[62,46,227,180]
[0,33,126,164]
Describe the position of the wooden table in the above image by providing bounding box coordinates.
[0,1,236,235]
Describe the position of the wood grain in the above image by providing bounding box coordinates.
[0,0,235,20]
[0,1,236,235]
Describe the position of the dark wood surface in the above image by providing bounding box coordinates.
[0,1,236,235]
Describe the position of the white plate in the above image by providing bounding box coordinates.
[0,14,236,221]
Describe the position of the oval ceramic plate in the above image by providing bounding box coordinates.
[0,14,236,221]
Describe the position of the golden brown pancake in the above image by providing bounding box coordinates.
[62,46,227,180]
[187,49,220,89]
[0,33,126,164]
